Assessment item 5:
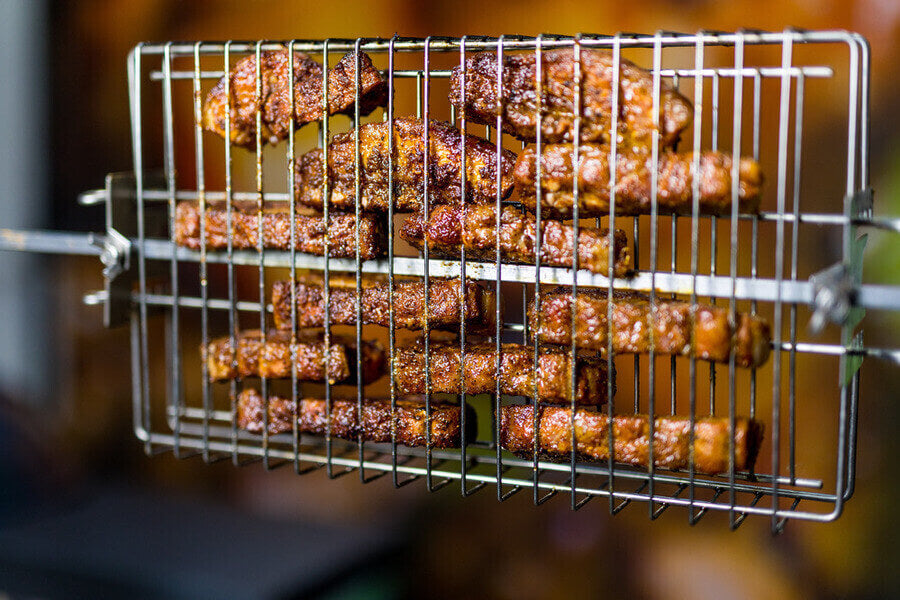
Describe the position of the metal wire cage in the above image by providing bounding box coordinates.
[5,29,899,533]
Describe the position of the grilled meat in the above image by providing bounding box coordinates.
[237,389,468,448]
[203,49,387,148]
[500,405,763,475]
[514,145,763,217]
[174,201,386,260]
[530,289,771,368]
[399,204,632,277]
[449,49,692,146]
[296,118,517,212]
[206,330,386,384]
[394,339,610,405]
[271,277,497,331]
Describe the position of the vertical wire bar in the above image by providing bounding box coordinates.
[669,73,679,417]
[353,38,367,482]
[322,39,335,478]
[387,35,399,487]
[422,37,434,491]
[287,41,301,473]
[605,34,621,514]
[647,31,662,519]
[458,36,472,496]
[223,42,240,465]
[531,34,545,505]
[750,72,761,420]
[161,43,183,457]
[728,32,745,528]
[709,71,719,416]
[569,35,583,510]
[193,42,212,462]
[687,32,705,523]
[788,74,804,485]
[494,36,506,499]
[771,31,795,532]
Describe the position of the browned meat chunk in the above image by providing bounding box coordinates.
[206,330,386,385]
[271,277,497,332]
[449,49,692,146]
[530,289,771,368]
[237,389,467,448]
[394,339,610,405]
[500,405,763,475]
[203,49,387,148]
[514,145,763,217]
[174,201,386,260]
[399,204,632,277]
[296,118,517,212]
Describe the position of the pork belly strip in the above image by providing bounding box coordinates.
[203,49,387,148]
[206,330,386,384]
[449,49,692,146]
[174,201,386,260]
[296,117,517,212]
[530,289,771,368]
[398,204,632,277]
[271,277,497,331]
[237,389,467,448]
[514,145,763,217]
[394,339,610,405]
[500,405,763,475]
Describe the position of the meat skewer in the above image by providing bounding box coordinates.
[271,277,497,332]
[449,49,693,147]
[394,339,611,405]
[530,289,772,368]
[295,118,517,212]
[237,389,469,449]
[514,145,763,218]
[174,201,387,260]
[399,204,633,277]
[203,49,387,148]
[206,330,386,385]
[499,405,764,475]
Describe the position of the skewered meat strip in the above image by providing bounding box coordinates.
[530,289,771,368]
[206,330,386,385]
[271,278,497,332]
[203,49,387,148]
[237,389,468,448]
[514,145,763,217]
[500,405,763,475]
[398,204,632,277]
[393,339,610,405]
[449,49,693,146]
[174,201,386,260]
[296,118,517,212]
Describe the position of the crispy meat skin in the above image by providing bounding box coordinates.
[530,289,771,368]
[500,405,763,475]
[206,330,386,384]
[296,118,517,212]
[271,278,497,331]
[237,389,465,448]
[399,204,632,276]
[449,49,692,146]
[514,145,763,217]
[394,339,610,405]
[174,201,386,260]
[203,49,387,148]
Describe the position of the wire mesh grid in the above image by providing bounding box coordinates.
[123,30,873,532]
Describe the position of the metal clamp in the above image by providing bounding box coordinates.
[808,262,857,334]
[88,229,131,280]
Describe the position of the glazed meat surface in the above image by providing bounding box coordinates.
[399,204,632,277]
[271,277,497,331]
[206,330,386,385]
[449,49,692,146]
[203,49,387,148]
[514,145,763,217]
[174,201,386,260]
[500,405,763,475]
[296,118,517,212]
[237,389,467,448]
[530,289,771,368]
[394,339,610,405]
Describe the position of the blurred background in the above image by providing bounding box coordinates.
[0,0,898,598]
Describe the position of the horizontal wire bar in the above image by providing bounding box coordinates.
[0,229,102,256]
